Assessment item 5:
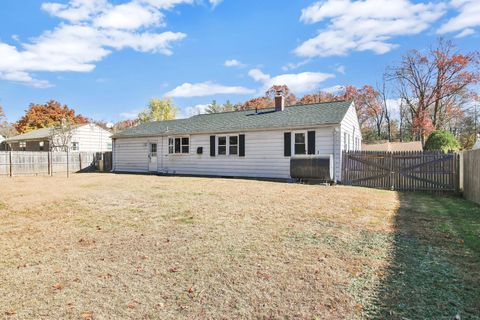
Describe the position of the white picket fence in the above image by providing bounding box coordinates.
[0,151,96,176]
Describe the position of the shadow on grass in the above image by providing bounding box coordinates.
[365,193,480,319]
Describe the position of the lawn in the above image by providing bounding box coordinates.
[0,174,479,319]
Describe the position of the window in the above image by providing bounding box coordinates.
[19,141,26,151]
[217,135,239,156]
[168,137,189,154]
[229,136,238,155]
[181,137,189,153]
[39,141,45,151]
[218,136,227,155]
[294,133,306,155]
[150,143,157,157]
[71,142,79,151]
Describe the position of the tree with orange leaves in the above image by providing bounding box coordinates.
[15,100,89,133]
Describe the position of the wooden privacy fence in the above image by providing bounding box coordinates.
[463,149,480,205]
[342,151,460,192]
[0,151,96,177]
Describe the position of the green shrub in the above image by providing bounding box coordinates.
[424,130,460,152]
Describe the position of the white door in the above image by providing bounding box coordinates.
[148,142,158,172]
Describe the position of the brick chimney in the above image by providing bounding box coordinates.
[274,91,285,112]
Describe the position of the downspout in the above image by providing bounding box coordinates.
[112,138,116,172]
[332,127,339,182]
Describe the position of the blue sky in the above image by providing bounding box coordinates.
[0,0,478,123]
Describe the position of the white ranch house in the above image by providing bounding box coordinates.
[4,123,112,152]
[112,98,361,182]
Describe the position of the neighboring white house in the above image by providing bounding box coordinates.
[0,135,5,151]
[4,123,112,152]
[474,132,480,150]
[112,97,361,182]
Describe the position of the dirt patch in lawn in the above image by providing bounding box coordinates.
[0,174,478,319]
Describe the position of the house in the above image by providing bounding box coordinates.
[0,135,5,151]
[473,132,480,150]
[112,97,361,181]
[4,124,112,152]
[362,140,423,152]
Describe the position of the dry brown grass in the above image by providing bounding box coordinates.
[0,173,412,319]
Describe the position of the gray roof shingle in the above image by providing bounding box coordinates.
[5,124,84,142]
[113,100,352,139]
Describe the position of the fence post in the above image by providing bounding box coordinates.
[66,149,69,178]
[9,151,12,177]
[48,151,51,176]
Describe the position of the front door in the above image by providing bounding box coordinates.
[148,142,158,172]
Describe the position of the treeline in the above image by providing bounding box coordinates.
[203,39,479,149]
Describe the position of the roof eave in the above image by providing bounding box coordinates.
[112,122,341,139]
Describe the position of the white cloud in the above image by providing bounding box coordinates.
[165,81,255,97]
[180,103,210,118]
[224,59,245,67]
[438,0,480,37]
[41,0,108,22]
[295,0,446,57]
[321,85,345,94]
[209,0,223,8]
[455,28,475,38]
[281,59,311,71]
[248,68,335,94]
[119,110,141,119]
[94,2,163,30]
[0,0,191,87]
[248,69,270,82]
[335,65,346,74]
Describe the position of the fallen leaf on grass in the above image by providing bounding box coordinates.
[169,267,180,273]
[354,304,363,312]
[188,287,194,293]
[4,310,16,316]
[79,238,96,246]
[127,300,140,309]
[81,311,93,320]
[53,283,64,290]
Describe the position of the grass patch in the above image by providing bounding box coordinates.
[0,174,478,319]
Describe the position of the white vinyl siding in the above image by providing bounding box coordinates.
[113,127,340,179]
[70,124,112,152]
[339,103,362,180]
[71,124,112,152]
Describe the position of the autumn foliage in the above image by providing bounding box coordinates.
[15,100,89,133]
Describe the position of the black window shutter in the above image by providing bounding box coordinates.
[210,136,216,157]
[284,132,291,157]
[239,134,245,157]
[308,130,316,155]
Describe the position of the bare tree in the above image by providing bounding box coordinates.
[50,119,73,152]
[390,39,479,144]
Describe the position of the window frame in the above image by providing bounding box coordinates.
[291,131,308,156]
[71,141,79,151]
[19,141,26,151]
[216,135,239,156]
[39,141,45,151]
[167,136,190,155]
[149,142,157,157]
